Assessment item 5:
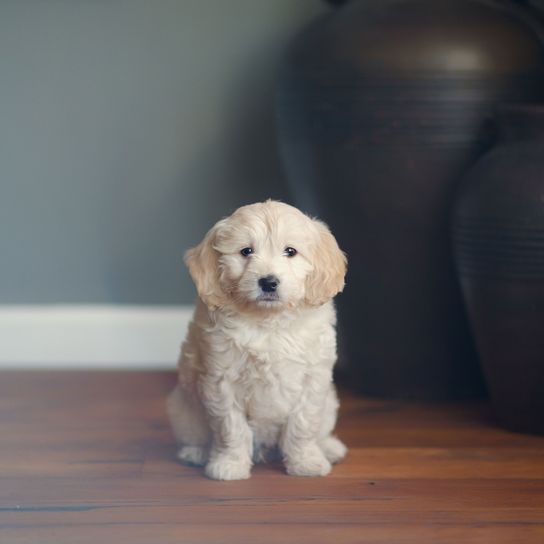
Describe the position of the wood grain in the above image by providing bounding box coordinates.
[0,371,543,543]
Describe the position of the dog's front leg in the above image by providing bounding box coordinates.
[201,378,253,481]
[280,369,332,477]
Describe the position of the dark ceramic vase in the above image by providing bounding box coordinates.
[277,0,544,399]
[453,105,544,434]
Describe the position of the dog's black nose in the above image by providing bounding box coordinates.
[258,275,280,293]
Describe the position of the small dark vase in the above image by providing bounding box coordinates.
[277,0,544,399]
[453,105,544,434]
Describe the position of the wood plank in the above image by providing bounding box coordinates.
[2,524,544,544]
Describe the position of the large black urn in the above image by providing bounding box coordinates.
[453,105,544,433]
[277,0,544,399]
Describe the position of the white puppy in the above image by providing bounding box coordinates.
[167,200,347,480]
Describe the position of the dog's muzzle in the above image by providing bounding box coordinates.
[257,275,280,301]
[258,275,280,293]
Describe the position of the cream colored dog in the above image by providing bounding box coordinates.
[167,200,347,480]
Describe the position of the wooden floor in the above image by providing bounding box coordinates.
[1,372,543,544]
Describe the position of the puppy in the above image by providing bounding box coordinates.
[167,200,347,480]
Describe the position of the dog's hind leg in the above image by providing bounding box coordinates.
[318,385,347,464]
[167,384,211,466]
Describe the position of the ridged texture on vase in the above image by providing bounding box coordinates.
[454,218,544,280]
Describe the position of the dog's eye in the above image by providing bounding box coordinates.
[284,247,297,258]
[240,247,254,257]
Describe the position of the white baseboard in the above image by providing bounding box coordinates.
[0,305,194,369]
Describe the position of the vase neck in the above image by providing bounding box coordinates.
[497,104,544,143]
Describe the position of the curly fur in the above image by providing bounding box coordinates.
[167,200,347,480]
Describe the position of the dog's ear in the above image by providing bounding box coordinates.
[305,220,347,307]
[184,221,228,310]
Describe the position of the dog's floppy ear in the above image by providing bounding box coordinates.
[305,220,347,306]
[184,221,227,310]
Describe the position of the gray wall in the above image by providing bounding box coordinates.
[0,0,325,305]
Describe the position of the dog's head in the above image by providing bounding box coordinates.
[185,200,347,312]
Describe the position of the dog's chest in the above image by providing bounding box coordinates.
[224,324,316,421]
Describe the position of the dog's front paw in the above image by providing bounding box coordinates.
[177,446,208,467]
[285,444,332,477]
[205,453,251,481]
[320,435,347,464]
